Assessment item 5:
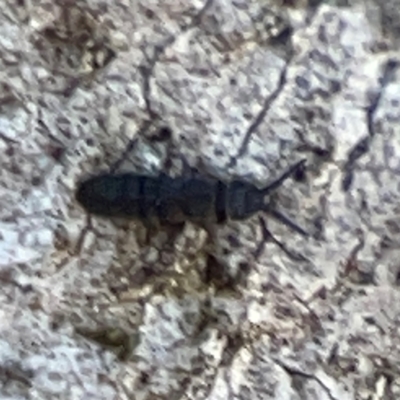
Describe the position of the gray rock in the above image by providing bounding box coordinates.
[1,0,399,399]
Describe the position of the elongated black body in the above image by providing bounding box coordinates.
[75,160,308,235]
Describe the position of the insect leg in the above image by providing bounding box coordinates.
[109,120,156,173]
[175,155,201,177]
[255,216,307,261]
[141,216,162,246]
[262,159,306,194]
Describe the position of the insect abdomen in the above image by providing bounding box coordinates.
[76,173,220,223]
[76,173,149,218]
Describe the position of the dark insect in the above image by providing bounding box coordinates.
[75,159,308,237]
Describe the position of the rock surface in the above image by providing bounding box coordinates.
[1,0,400,399]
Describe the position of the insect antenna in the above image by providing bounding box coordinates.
[261,159,306,196]
[258,159,308,236]
[255,216,307,261]
[268,208,309,237]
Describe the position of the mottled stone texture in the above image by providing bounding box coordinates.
[1,0,400,399]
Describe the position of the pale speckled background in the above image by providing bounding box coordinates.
[1,0,400,399]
